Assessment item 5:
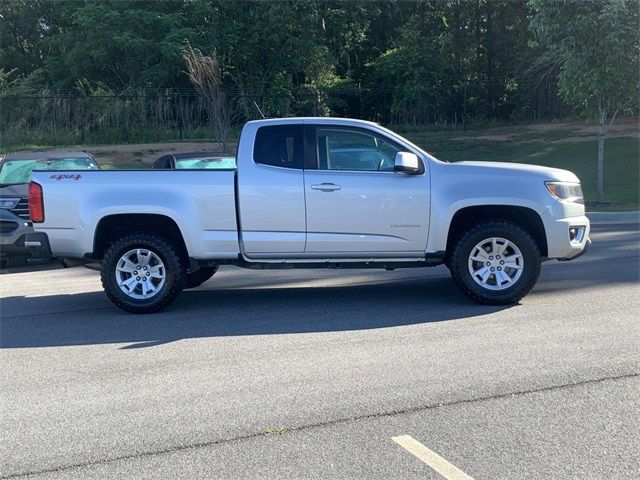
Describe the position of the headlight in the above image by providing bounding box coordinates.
[545,181,584,204]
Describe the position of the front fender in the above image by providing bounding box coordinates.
[426,163,551,253]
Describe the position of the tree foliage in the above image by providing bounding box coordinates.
[0,0,569,121]
[529,0,639,118]
[529,0,640,201]
[0,0,637,131]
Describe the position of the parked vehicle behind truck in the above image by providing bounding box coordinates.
[0,151,99,263]
[27,118,590,313]
[151,151,236,170]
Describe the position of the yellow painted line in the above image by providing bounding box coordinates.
[391,435,475,480]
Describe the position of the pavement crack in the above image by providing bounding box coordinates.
[3,371,638,479]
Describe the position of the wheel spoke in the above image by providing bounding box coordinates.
[117,259,137,273]
[473,266,490,283]
[503,255,523,269]
[119,276,137,290]
[137,249,151,266]
[472,248,489,261]
[149,265,164,280]
[496,240,508,256]
[495,270,510,286]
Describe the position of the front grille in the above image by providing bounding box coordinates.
[0,220,19,233]
[10,198,30,221]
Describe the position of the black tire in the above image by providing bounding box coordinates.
[184,266,219,289]
[449,220,541,305]
[100,233,186,313]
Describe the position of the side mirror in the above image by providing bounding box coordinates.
[394,152,421,174]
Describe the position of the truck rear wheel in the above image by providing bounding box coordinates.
[100,233,186,313]
[185,266,219,289]
[449,221,541,305]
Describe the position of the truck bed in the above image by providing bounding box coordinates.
[31,170,239,259]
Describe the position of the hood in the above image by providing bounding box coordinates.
[451,161,580,183]
[0,183,28,198]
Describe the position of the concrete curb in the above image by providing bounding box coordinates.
[587,211,640,225]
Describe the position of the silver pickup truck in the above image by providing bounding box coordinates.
[28,118,590,313]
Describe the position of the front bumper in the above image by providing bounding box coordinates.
[0,214,33,255]
[544,214,591,260]
[558,236,591,261]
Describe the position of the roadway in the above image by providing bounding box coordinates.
[1,223,638,479]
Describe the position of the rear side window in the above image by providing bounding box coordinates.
[253,125,303,169]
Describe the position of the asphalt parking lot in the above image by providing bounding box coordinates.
[1,223,638,479]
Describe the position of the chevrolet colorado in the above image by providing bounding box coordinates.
[27,118,590,313]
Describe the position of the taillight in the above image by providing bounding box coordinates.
[28,181,44,223]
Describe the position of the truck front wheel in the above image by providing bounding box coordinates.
[449,221,541,305]
[100,233,186,313]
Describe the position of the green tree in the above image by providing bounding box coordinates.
[0,0,59,76]
[209,0,337,118]
[364,1,535,125]
[2,0,612,143]
[43,0,199,90]
[529,0,640,202]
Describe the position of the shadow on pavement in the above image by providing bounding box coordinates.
[0,276,507,349]
[1,224,637,350]
[0,257,60,274]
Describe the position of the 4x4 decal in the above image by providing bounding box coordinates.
[50,174,82,181]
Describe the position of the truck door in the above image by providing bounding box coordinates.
[303,125,430,255]
[236,122,307,256]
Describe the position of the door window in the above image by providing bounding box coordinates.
[315,128,402,172]
[253,125,303,169]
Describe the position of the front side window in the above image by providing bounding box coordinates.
[315,128,402,172]
[253,125,303,169]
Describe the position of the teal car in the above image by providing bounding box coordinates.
[151,152,236,170]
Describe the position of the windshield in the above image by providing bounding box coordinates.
[0,157,99,185]
[174,157,236,170]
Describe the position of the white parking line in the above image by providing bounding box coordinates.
[391,435,474,480]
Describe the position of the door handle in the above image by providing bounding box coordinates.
[311,183,341,192]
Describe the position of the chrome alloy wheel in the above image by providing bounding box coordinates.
[115,248,166,300]
[467,237,524,291]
